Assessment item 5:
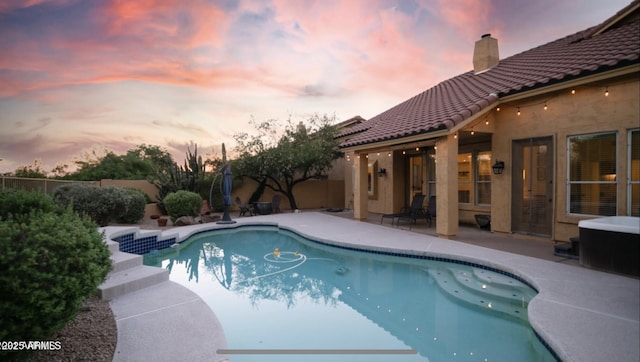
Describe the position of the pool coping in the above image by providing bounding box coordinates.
[102,212,640,362]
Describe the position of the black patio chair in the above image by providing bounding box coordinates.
[397,195,431,229]
[271,194,282,213]
[425,196,436,227]
[235,196,254,217]
[380,194,425,226]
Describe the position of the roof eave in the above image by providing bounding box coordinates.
[499,63,640,103]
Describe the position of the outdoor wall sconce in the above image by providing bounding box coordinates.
[492,161,505,175]
[378,168,387,177]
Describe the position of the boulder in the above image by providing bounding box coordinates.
[174,216,196,226]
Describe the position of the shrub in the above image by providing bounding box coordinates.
[53,184,127,226]
[0,189,56,222]
[116,188,147,224]
[163,190,201,222]
[0,190,111,359]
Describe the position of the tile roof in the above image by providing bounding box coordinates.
[339,2,640,148]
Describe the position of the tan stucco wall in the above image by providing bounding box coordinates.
[491,76,640,241]
[232,177,345,212]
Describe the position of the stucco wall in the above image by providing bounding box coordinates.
[232,177,345,212]
[491,76,640,241]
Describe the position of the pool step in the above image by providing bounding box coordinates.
[106,239,120,253]
[99,264,169,301]
[110,250,143,273]
[428,267,530,321]
[99,243,169,301]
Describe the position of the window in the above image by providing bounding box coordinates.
[568,132,617,216]
[458,153,472,203]
[367,161,378,199]
[476,151,492,205]
[630,129,640,216]
[427,150,436,197]
[457,149,492,205]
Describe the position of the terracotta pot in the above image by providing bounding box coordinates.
[157,218,168,227]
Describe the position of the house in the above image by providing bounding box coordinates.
[338,1,640,242]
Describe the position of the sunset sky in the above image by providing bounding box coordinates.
[0,0,632,174]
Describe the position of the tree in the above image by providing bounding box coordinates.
[13,159,48,178]
[233,114,342,210]
[65,144,175,181]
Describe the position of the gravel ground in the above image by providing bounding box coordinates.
[23,295,117,362]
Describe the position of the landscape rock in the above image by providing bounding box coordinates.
[174,216,196,226]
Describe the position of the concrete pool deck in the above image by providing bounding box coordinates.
[105,211,639,362]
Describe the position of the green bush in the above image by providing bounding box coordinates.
[163,190,201,222]
[0,189,57,222]
[116,188,147,224]
[0,190,111,359]
[53,184,128,226]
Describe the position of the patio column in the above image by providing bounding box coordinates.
[353,152,369,220]
[436,134,459,237]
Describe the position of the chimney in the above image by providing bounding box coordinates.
[473,33,499,74]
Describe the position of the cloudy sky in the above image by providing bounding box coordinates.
[0,0,632,174]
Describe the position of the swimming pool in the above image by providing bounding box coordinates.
[144,226,557,361]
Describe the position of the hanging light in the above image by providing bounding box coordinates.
[517,107,521,116]
[605,87,609,97]
[544,103,548,110]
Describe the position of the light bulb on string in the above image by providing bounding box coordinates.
[517,107,521,116]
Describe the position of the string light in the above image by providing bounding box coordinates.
[605,87,609,97]
[571,89,576,94]
[543,102,548,110]
[388,152,391,157]
[517,107,521,116]
[496,107,501,112]
[470,129,475,135]
[454,133,458,139]
[402,150,406,155]
[415,147,420,151]
[485,117,489,125]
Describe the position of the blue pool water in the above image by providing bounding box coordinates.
[144,226,556,361]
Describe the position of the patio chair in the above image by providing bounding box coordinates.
[271,194,282,213]
[425,196,436,227]
[397,195,431,229]
[235,196,254,217]
[380,194,425,226]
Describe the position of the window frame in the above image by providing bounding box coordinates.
[566,131,618,216]
[457,146,492,206]
[629,129,640,216]
[475,150,493,206]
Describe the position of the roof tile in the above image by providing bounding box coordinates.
[339,9,640,148]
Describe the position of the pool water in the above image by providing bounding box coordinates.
[144,226,556,361]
